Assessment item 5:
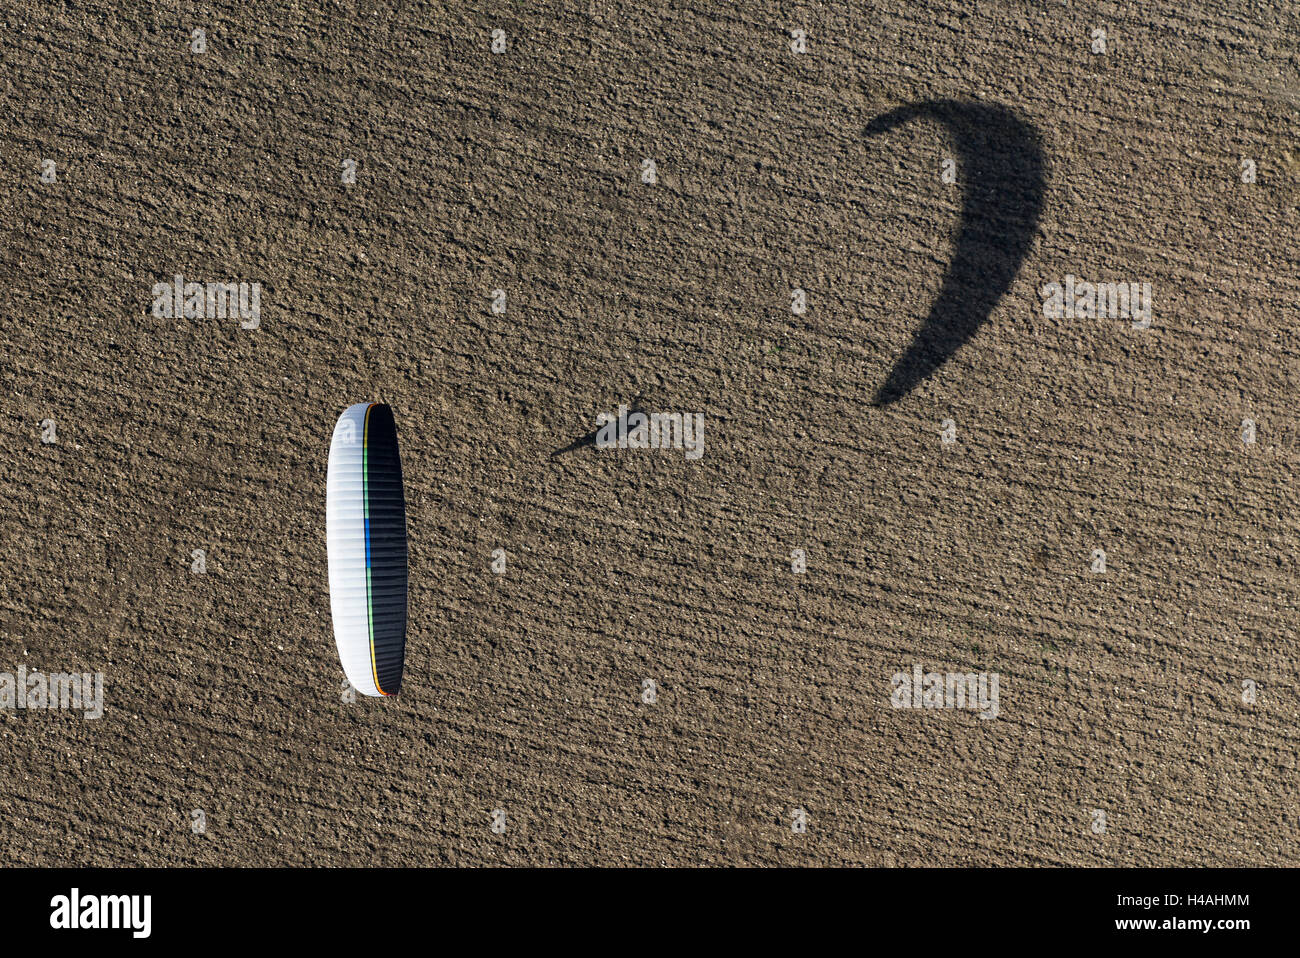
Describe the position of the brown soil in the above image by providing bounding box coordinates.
[1,0,1298,865]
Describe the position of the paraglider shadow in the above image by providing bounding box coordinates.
[866,99,1045,406]
[552,100,1044,452]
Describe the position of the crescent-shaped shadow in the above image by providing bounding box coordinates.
[866,100,1045,406]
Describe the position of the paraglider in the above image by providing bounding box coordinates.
[326,403,408,696]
